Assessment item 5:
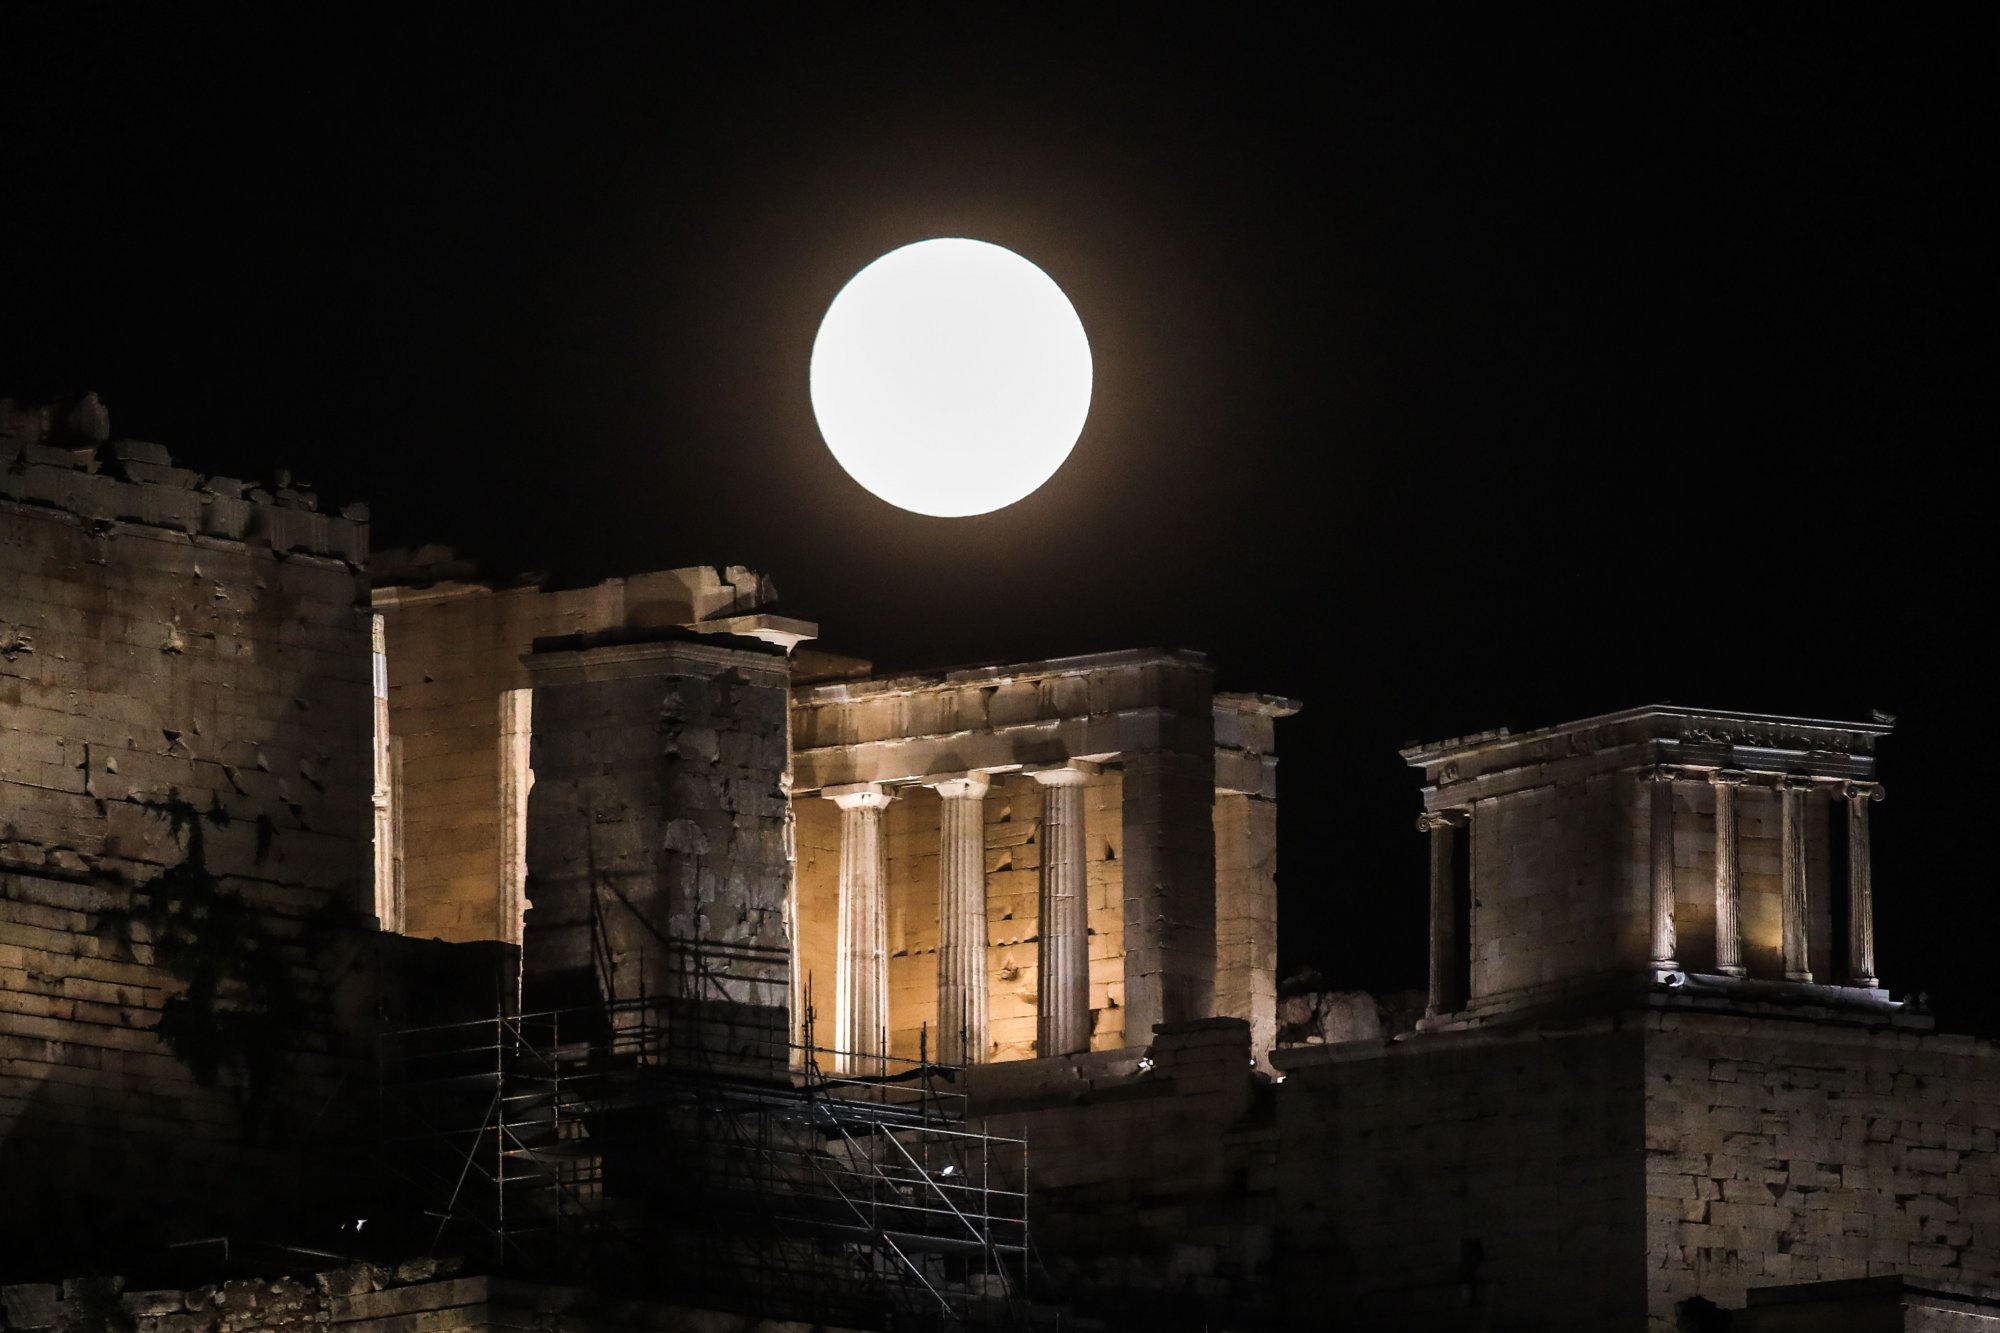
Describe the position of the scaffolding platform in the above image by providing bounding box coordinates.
[377,998,1039,1330]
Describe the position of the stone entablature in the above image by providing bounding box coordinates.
[1401,704,1887,805]
[1402,706,1895,1029]
[790,648,1216,788]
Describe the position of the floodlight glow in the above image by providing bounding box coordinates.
[810,238,1092,517]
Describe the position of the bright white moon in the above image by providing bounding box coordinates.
[810,238,1092,517]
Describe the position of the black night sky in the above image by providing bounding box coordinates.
[4,11,1992,1026]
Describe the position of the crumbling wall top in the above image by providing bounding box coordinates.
[0,394,366,566]
[371,548,802,642]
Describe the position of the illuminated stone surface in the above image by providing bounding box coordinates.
[4,396,1995,1329]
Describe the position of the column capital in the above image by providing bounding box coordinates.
[1780,773,1820,793]
[1844,780,1885,804]
[826,782,894,812]
[1029,761,1100,788]
[1416,808,1470,833]
[929,772,992,801]
[1710,769,1749,789]
[1645,763,1703,784]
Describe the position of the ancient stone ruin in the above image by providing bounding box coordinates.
[2,396,1995,1329]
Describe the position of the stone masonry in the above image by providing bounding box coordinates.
[10,397,1998,1329]
[520,630,795,1074]
[0,398,385,1261]
[372,553,808,944]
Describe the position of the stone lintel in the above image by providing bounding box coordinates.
[522,634,790,688]
[791,646,1211,705]
[699,612,819,651]
[1213,690,1303,718]
[1413,740,1656,810]
[792,705,1211,791]
[369,578,499,610]
[376,561,776,618]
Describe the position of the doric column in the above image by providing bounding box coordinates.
[1711,771,1747,977]
[1033,765,1094,1057]
[830,784,894,1073]
[1780,777,1814,982]
[1844,781,1883,987]
[1419,809,1469,1019]
[933,774,991,1065]
[1648,767,1680,973]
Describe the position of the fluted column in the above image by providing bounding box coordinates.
[1648,768,1680,973]
[1845,781,1883,987]
[1711,771,1747,977]
[1033,765,1093,1058]
[1780,777,1813,982]
[830,784,894,1073]
[1419,809,1469,1019]
[933,774,991,1065]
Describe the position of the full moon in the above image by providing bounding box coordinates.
[810,238,1093,517]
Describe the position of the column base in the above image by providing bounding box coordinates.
[1785,969,1814,984]
[1717,965,1748,978]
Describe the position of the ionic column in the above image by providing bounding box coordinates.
[1033,765,1094,1058]
[1419,809,1469,1019]
[1780,776,1814,983]
[1648,768,1680,973]
[830,784,894,1073]
[933,774,991,1065]
[1711,771,1747,977]
[1844,781,1883,987]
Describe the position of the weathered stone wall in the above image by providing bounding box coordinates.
[374,565,777,944]
[0,402,381,1263]
[1470,772,1647,997]
[520,634,793,1071]
[1214,790,1277,1066]
[970,1018,1276,1327]
[1273,1021,1650,1330]
[1645,1011,2000,1325]
[0,1264,866,1333]
[1729,1276,2000,1330]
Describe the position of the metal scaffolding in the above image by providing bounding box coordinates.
[377,995,1034,1329]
